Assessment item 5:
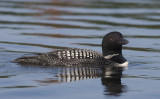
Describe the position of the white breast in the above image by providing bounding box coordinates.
[116,61,129,67]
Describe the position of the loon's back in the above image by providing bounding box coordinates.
[13,48,113,66]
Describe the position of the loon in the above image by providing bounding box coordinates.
[13,31,129,67]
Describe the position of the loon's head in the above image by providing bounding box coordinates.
[102,31,129,66]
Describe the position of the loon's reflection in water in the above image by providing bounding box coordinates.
[101,66,127,96]
[57,66,102,82]
[102,77,127,96]
[35,66,127,96]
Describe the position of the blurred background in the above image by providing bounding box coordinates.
[0,0,160,99]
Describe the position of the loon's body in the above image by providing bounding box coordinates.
[14,49,112,66]
[13,32,129,67]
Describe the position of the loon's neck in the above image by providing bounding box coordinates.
[102,48,128,66]
[102,49,122,57]
[102,44,122,57]
[104,53,128,67]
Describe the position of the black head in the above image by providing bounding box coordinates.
[102,31,128,56]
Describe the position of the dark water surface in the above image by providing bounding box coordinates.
[0,0,160,99]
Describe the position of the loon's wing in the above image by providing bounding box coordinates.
[52,48,103,60]
[13,48,107,66]
[43,48,105,66]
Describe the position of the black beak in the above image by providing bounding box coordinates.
[118,39,129,45]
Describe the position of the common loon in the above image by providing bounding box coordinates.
[13,31,129,67]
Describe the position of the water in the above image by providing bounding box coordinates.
[0,0,160,99]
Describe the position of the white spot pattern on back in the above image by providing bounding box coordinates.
[56,49,102,60]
